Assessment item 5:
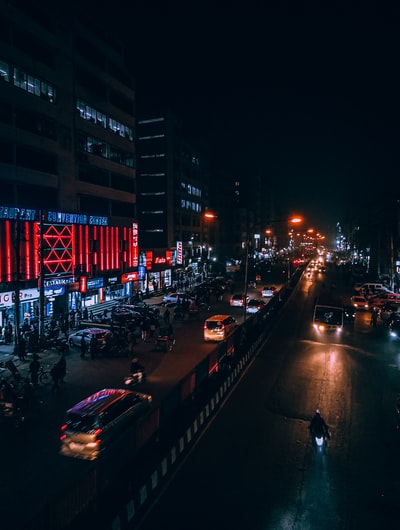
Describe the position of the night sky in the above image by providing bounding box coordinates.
[93,1,400,237]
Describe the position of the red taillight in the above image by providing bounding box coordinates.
[94,428,102,436]
[61,423,67,431]
[60,434,66,441]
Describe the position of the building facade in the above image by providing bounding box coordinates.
[0,1,139,336]
[137,104,212,287]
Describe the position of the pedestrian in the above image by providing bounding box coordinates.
[149,317,157,339]
[89,335,97,359]
[17,333,27,362]
[29,354,41,386]
[370,310,378,328]
[141,318,150,342]
[57,353,67,383]
[50,362,61,393]
[127,329,136,356]
[80,334,87,358]
[163,308,170,325]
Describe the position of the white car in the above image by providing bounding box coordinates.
[261,286,277,298]
[246,299,266,313]
[162,293,182,304]
[230,293,250,307]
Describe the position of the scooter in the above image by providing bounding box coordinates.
[124,360,146,387]
[311,426,329,453]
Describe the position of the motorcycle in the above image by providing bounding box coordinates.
[155,327,175,352]
[124,360,146,387]
[310,425,329,453]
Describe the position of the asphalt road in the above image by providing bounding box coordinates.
[0,281,272,529]
[135,269,400,530]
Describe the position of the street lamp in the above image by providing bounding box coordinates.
[202,210,218,277]
[265,215,303,283]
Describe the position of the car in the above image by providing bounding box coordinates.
[246,299,266,313]
[111,305,142,323]
[162,293,182,305]
[230,293,250,307]
[68,327,112,351]
[261,285,277,297]
[378,302,400,322]
[350,295,370,311]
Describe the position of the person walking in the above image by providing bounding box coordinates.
[141,318,150,342]
[80,334,87,358]
[370,309,378,328]
[89,335,97,359]
[28,354,41,386]
[50,362,62,393]
[127,329,136,357]
[163,308,170,325]
[57,353,67,383]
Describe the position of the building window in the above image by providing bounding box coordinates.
[0,59,10,82]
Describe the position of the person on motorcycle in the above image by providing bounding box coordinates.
[309,409,330,439]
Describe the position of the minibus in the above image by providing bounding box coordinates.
[59,388,152,460]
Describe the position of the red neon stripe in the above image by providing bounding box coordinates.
[5,221,11,281]
[85,226,89,270]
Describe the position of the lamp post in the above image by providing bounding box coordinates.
[202,210,217,278]
[265,215,303,283]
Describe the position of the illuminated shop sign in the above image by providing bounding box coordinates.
[44,277,75,287]
[176,241,183,265]
[121,272,138,283]
[87,278,104,290]
[138,265,146,280]
[44,286,65,297]
[46,211,108,226]
[0,206,37,221]
[132,222,139,267]
[0,288,40,308]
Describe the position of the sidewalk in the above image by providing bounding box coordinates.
[0,293,169,384]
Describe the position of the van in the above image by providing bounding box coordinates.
[59,388,152,460]
[203,314,237,342]
[356,282,385,295]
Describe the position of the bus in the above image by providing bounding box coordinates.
[313,303,344,334]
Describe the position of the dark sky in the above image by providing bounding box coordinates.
[95,2,400,237]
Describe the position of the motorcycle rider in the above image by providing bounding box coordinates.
[309,409,330,439]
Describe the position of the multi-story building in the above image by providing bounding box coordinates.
[137,103,212,288]
[0,1,138,336]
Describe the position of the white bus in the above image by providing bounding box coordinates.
[313,304,344,334]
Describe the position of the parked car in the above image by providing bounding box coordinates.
[68,328,112,351]
[350,295,370,311]
[162,293,182,305]
[230,293,250,307]
[111,305,142,324]
[246,299,266,313]
[261,286,277,298]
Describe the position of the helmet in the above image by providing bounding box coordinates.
[316,409,320,415]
